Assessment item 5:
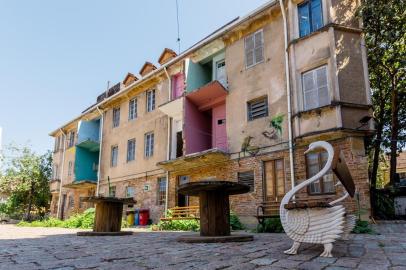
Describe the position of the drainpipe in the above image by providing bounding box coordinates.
[163,66,171,215]
[279,0,295,189]
[96,106,104,196]
[56,129,67,219]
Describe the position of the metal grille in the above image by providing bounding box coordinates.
[238,171,254,191]
[247,97,268,121]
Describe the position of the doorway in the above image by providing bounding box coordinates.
[216,59,227,87]
[263,159,285,202]
[61,194,67,220]
[177,175,190,207]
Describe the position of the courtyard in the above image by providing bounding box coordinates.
[0,223,405,270]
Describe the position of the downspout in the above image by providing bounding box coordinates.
[96,106,104,196]
[279,0,295,189]
[164,67,171,215]
[56,129,67,219]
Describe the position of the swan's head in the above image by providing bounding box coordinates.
[304,141,333,155]
[304,142,319,154]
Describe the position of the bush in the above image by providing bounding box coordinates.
[157,219,200,231]
[17,208,127,229]
[257,217,284,233]
[230,211,245,230]
[352,219,375,234]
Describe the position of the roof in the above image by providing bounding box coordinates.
[158,48,177,65]
[139,62,157,77]
[49,0,278,136]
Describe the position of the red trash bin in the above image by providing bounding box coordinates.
[139,209,150,226]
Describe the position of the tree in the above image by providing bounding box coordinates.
[359,0,406,191]
[0,145,52,220]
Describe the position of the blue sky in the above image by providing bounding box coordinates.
[0,0,269,154]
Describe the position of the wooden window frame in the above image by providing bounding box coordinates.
[126,139,136,162]
[157,177,167,205]
[112,107,120,128]
[111,145,118,167]
[144,132,154,158]
[305,151,336,195]
[297,0,324,38]
[244,29,264,69]
[146,89,156,112]
[262,158,286,201]
[128,98,137,121]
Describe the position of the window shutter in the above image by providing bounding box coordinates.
[238,171,254,191]
[254,31,264,63]
[302,66,329,110]
[245,35,254,68]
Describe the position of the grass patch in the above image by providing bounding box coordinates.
[157,219,200,231]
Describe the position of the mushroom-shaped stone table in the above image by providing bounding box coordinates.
[77,196,136,236]
[176,180,254,243]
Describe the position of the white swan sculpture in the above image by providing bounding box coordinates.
[280,141,355,257]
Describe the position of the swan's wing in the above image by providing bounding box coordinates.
[302,205,346,244]
[284,206,346,244]
[284,209,310,242]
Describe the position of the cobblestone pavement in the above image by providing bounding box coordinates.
[0,223,405,270]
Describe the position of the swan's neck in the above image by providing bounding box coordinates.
[280,142,334,213]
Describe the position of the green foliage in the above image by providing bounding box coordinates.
[230,211,245,230]
[0,145,52,220]
[157,219,200,231]
[16,208,132,230]
[270,114,284,135]
[352,220,375,234]
[256,217,284,233]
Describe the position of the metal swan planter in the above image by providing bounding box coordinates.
[280,141,356,257]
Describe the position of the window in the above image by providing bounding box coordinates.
[109,186,116,197]
[79,197,85,208]
[302,66,329,110]
[127,139,136,162]
[68,161,73,177]
[111,146,118,167]
[68,131,75,148]
[53,165,59,179]
[146,89,156,112]
[54,136,60,152]
[144,132,154,157]
[157,177,167,205]
[247,97,268,121]
[68,196,74,209]
[245,29,264,68]
[238,171,255,192]
[126,186,135,198]
[128,98,137,120]
[112,107,120,128]
[298,0,323,38]
[306,151,335,194]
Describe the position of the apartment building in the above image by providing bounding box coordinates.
[50,0,373,225]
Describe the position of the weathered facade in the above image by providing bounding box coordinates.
[49,0,373,226]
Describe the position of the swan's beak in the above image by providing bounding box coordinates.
[304,147,313,154]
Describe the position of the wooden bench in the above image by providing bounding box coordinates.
[160,206,200,221]
[255,199,332,225]
[255,201,281,225]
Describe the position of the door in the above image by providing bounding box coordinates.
[264,159,285,201]
[176,131,183,158]
[177,176,189,207]
[216,59,227,87]
[61,194,67,220]
[212,104,227,151]
[172,73,184,99]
